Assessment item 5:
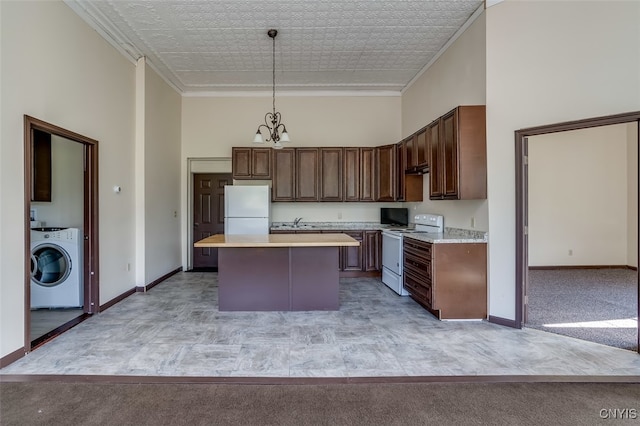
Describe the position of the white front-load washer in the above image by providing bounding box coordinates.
[30,227,83,309]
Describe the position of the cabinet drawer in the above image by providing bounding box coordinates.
[403,252,431,280]
[403,270,432,306]
[403,238,432,262]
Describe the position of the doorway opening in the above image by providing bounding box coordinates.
[24,116,99,352]
[515,111,640,354]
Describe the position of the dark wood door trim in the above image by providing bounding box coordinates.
[514,111,640,354]
[24,115,100,353]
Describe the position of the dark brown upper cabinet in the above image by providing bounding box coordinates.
[404,126,428,174]
[360,148,376,202]
[31,129,52,202]
[430,105,486,200]
[343,147,361,202]
[396,139,423,202]
[272,148,296,201]
[232,147,272,180]
[319,147,343,201]
[295,148,319,201]
[375,144,396,201]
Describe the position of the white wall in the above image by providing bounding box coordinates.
[486,0,640,320]
[143,61,182,284]
[0,1,136,359]
[181,95,402,265]
[401,12,488,231]
[31,135,84,231]
[528,125,628,267]
[628,123,638,268]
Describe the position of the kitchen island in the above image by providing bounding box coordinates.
[194,233,359,311]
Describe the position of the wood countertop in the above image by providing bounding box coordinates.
[194,233,360,248]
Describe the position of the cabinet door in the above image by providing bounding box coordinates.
[251,148,272,179]
[364,230,381,271]
[375,144,396,201]
[272,148,296,201]
[359,148,376,202]
[405,134,417,170]
[319,148,343,201]
[441,109,459,199]
[415,126,428,169]
[32,129,52,202]
[396,140,406,202]
[341,231,364,271]
[343,147,360,202]
[295,148,319,201]
[428,119,443,199]
[232,147,252,179]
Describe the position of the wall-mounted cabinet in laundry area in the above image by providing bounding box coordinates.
[31,129,52,202]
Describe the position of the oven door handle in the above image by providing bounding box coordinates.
[382,231,402,240]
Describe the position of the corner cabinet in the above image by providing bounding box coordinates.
[429,105,486,200]
[232,147,272,180]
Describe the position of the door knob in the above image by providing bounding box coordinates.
[194,223,199,227]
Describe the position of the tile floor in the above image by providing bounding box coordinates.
[30,308,83,341]
[2,272,640,377]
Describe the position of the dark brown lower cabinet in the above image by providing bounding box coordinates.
[271,229,381,276]
[341,231,364,271]
[363,230,381,271]
[403,238,487,320]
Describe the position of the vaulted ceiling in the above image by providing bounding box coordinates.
[66,0,484,93]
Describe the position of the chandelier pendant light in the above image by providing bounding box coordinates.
[253,29,290,149]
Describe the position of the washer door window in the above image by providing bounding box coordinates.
[31,244,72,287]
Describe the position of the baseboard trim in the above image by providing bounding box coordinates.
[528,265,631,270]
[100,288,136,312]
[488,316,519,328]
[627,265,638,271]
[0,347,25,369]
[136,267,182,292]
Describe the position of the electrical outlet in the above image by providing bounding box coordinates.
[568,249,573,256]
[126,263,131,271]
[470,217,475,228]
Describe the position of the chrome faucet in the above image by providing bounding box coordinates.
[293,217,303,227]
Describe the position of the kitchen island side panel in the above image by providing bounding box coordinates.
[218,247,290,311]
[290,247,340,310]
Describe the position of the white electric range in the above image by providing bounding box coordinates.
[381,214,444,295]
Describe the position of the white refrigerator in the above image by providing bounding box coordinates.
[224,185,271,234]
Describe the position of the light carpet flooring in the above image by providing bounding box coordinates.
[2,272,639,377]
[526,268,638,351]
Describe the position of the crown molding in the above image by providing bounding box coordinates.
[183,90,401,98]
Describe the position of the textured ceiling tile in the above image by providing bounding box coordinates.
[72,0,483,92]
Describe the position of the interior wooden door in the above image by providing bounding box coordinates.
[193,173,232,269]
